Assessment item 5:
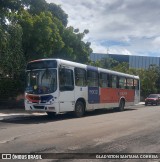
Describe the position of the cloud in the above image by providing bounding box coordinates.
[91,41,132,55]
[152,37,160,49]
[46,0,160,56]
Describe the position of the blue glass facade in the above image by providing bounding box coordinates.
[90,53,160,69]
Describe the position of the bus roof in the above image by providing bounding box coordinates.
[28,58,139,79]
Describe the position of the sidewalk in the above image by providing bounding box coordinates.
[136,102,145,105]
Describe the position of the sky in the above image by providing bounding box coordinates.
[46,0,160,56]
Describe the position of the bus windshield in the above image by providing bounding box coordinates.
[26,69,57,94]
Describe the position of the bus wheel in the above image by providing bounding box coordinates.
[74,101,85,118]
[118,100,125,111]
[46,112,56,118]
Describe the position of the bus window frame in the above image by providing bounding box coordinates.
[111,75,118,88]
[74,67,87,87]
[118,77,126,89]
[87,70,99,87]
[99,72,108,88]
[126,78,134,89]
[59,67,74,91]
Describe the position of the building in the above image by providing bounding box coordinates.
[90,53,160,69]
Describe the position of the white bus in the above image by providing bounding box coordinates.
[25,59,140,117]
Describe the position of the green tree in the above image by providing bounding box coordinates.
[17,10,33,61]
[57,26,92,63]
[112,62,129,73]
[18,10,65,61]
[17,4,92,63]
[0,23,25,77]
[48,3,68,27]
[0,25,7,61]
[0,0,93,101]
[31,12,64,59]
[99,57,119,69]
[141,66,158,97]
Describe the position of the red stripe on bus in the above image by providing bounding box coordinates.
[26,94,40,103]
[100,88,135,103]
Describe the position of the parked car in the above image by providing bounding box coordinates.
[145,94,160,106]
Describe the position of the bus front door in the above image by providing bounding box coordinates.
[59,67,75,112]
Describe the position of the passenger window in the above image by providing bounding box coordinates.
[59,68,74,91]
[75,68,86,87]
[99,73,108,88]
[111,75,117,88]
[87,70,98,87]
[127,78,134,89]
[119,77,126,89]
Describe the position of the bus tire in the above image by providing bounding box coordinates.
[118,99,125,111]
[74,101,85,118]
[46,112,56,118]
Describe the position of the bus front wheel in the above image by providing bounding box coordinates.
[74,101,85,118]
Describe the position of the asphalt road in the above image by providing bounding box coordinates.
[0,105,160,162]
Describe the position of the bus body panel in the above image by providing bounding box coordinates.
[58,91,75,112]
[25,58,140,114]
[134,89,140,104]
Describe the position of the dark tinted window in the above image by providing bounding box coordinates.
[59,68,74,91]
[87,70,98,87]
[99,73,108,88]
[75,68,86,86]
[127,78,134,89]
[119,77,126,89]
[111,75,117,88]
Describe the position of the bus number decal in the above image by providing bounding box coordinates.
[88,87,100,104]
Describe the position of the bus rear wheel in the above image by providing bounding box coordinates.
[118,100,125,111]
[74,101,85,118]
